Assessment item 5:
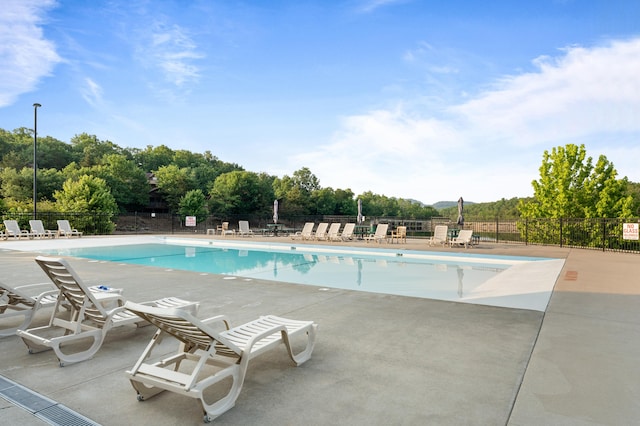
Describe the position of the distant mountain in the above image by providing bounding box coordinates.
[432,200,475,210]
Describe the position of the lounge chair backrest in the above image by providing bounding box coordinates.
[434,225,448,242]
[0,281,35,308]
[315,223,328,238]
[300,222,314,236]
[30,220,45,233]
[456,230,473,242]
[3,220,23,236]
[373,224,388,238]
[35,256,110,325]
[327,223,341,238]
[341,223,355,238]
[125,302,240,356]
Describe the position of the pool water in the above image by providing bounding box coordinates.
[44,242,516,300]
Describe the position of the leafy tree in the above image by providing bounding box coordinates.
[519,144,633,219]
[626,181,640,216]
[37,136,74,169]
[273,167,321,215]
[178,189,209,223]
[70,133,122,167]
[54,175,118,233]
[134,144,175,172]
[93,154,149,212]
[154,165,197,212]
[209,171,273,215]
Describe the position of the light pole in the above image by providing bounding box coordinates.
[33,103,41,219]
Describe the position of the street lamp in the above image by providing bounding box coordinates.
[33,103,41,219]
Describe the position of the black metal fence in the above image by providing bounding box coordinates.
[2,212,639,253]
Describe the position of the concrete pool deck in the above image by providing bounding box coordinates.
[1,235,639,425]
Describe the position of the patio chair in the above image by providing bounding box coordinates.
[429,225,448,247]
[3,220,32,239]
[123,301,317,423]
[340,223,356,241]
[390,226,407,244]
[216,222,235,236]
[56,220,83,238]
[291,222,315,240]
[364,224,389,243]
[449,229,474,249]
[16,256,198,366]
[327,223,342,241]
[237,220,253,237]
[29,220,56,239]
[314,222,329,240]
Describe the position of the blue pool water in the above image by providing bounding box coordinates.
[41,241,547,301]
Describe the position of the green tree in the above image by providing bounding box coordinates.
[154,165,197,213]
[93,154,149,212]
[70,133,122,167]
[54,175,118,233]
[273,167,321,215]
[519,144,633,219]
[178,189,209,223]
[209,171,273,215]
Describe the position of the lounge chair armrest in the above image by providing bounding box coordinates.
[202,315,231,330]
[14,282,53,292]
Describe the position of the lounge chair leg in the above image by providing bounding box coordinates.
[281,325,317,366]
[131,381,166,401]
[199,363,245,422]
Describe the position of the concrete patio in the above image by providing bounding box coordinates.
[1,236,639,425]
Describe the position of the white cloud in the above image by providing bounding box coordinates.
[81,77,103,107]
[356,0,410,14]
[288,38,640,204]
[140,21,204,88]
[0,0,61,107]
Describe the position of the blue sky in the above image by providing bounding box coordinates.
[1,0,639,204]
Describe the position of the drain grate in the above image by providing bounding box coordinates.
[0,375,100,426]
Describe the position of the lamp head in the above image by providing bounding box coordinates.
[33,103,41,108]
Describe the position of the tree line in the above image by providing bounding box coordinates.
[0,128,441,223]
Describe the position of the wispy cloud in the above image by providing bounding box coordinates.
[80,77,103,107]
[0,0,61,107]
[356,0,410,14]
[290,38,640,203]
[138,20,204,88]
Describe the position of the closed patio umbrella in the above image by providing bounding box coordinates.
[357,199,363,224]
[456,197,464,228]
[273,200,278,224]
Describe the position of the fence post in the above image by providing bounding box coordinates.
[602,218,606,252]
[559,218,563,248]
[495,218,499,243]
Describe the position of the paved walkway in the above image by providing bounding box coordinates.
[1,236,639,425]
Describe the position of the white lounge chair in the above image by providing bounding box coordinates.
[314,222,329,240]
[326,223,342,241]
[29,220,55,239]
[3,220,32,239]
[449,229,474,248]
[340,223,356,241]
[429,225,448,246]
[123,301,317,423]
[364,224,389,243]
[56,220,83,237]
[291,222,315,240]
[238,220,253,237]
[0,281,60,338]
[1,280,122,337]
[16,256,198,366]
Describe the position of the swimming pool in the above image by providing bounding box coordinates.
[31,236,564,311]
